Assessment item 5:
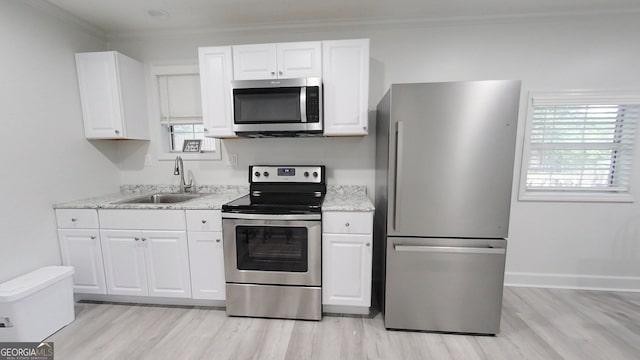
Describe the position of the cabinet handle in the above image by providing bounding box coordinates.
[345,222,350,227]
[201,219,207,224]
[71,218,78,222]
[90,235,96,240]
[115,129,120,134]
[271,71,275,76]
[204,128,209,133]
[141,238,147,242]
[366,243,371,247]
[279,70,283,75]
[134,237,140,241]
[216,239,221,243]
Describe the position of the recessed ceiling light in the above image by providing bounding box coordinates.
[147,9,170,19]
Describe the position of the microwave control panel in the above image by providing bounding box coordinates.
[306,86,320,123]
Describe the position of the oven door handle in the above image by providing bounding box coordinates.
[222,213,321,221]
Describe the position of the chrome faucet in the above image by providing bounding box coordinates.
[173,156,193,193]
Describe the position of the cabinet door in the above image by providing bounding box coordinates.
[187,231,226,300]
[58,229,106,294]
[143,231,192,298]
[322,233,372,307]
[75,52,124,139]
[199,46,236,138]
[100,230,148,296]
[322,39,370,136]
[277,42,322,79]
[232,44,277,80]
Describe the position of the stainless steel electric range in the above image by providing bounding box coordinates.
[222,165,325,321]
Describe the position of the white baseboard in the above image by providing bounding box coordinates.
[75,293,226,307]
[322,305,371,315]
[504,272,640,292]
[75,294,372,315]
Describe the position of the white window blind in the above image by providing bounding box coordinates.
[522,92,639,200]
[156,72,216,153]
[158,74,203,125]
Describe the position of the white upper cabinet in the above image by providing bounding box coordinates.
[322,39,370,136]
[198,46,236,138]
[198,39,369,138]
[232,41,322,80]
[75,51,149,140]
[277,42,322,79]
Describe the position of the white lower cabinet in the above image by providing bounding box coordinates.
[187,231,225,300]
[100,229,191,298]
[144,231,192,298]
[98,209,192,299]
[186,210,225,300]
[57,228,106,294]
[100,230,147,296]
[56,209,106,294]
[322,211,373,308]
[322,234,372,307]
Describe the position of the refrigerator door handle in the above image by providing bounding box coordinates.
[394,244,506,255]
[393,121,405,231]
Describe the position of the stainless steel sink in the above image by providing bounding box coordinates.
[117,193,203,204]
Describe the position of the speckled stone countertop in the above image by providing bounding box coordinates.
[53,184,374,212]
[322,185,374,212]
[53,184,248,210]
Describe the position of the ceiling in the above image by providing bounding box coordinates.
[46,0,640,34]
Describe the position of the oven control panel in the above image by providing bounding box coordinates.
[250,165,324,183]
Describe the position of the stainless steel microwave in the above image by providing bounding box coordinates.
[231,77,322,136]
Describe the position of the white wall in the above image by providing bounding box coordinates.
[110,12,640,290]
[0,1,119,283]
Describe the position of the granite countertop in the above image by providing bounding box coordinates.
[53,184,249,210]
[322,185,374,212]
[53,184,374,212]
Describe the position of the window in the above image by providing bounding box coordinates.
[520,91,639,202]
[152,65,221,160]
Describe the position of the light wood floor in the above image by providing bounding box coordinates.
[48,287,640,360]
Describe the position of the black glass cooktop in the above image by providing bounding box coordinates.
[222,192,324,214]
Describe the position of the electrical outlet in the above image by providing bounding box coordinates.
[229,153,238,166]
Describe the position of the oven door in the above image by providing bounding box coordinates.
[222,213,321,287]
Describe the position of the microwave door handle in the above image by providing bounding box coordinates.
[300,87,307,123]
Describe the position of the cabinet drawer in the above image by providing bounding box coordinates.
[186,210,222,232]
[99,209,186,230]
[56,209,99,228]
[322,211,373,234]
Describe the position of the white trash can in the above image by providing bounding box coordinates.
[0,266,75,342]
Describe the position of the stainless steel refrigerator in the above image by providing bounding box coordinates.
[374,80,521,334]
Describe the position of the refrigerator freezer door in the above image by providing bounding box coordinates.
[384,237,507,334]
[386,80,520,238]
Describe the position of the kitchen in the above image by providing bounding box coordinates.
[1,0,639,359]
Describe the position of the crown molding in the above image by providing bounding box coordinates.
[106,7,640,41]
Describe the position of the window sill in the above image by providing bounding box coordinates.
[518,191,634,203]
